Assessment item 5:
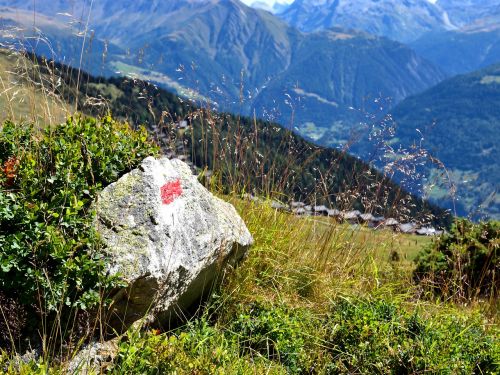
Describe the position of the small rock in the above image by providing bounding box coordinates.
[359,213,375,222]
[293,207,307,215]
[342,210,361,223]
[326,208,341,217]
[270,200,288,211]
[290,201,305,208]
[313,205,329,215]
[383,218,399,227]
[67,339,119,375]
[416,227,441,236]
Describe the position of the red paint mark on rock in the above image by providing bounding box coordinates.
[161,179,182,205]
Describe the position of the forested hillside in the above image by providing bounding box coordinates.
[3,50,449,225]
[411,25,500,75]
[391,64,500,219]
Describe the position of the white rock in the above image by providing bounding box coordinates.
[95,157,253,332]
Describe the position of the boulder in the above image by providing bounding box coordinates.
[95,157,253,333]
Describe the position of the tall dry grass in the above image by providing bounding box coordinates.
[0,5,496,374]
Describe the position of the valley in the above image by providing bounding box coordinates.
[1,0,498,219]
[0,1,499,373]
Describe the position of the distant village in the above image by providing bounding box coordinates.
[243,194,444,237]
[160,121,443,237]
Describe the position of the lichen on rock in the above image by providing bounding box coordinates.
[95,156,253,333]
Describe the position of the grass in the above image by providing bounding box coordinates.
[0,45,497,374]
[0,50,69,125]
[3,197,498,374]
[90,200,500,373]
[107,199,497,374]
[225,199,445,308]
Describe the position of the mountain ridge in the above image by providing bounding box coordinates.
[278,0,455,42]
[390,63,500,219]
[411,25,500,75]
[0,0,445,131]
[436,0,500,28]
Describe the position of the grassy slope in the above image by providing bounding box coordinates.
[3,200,497,373]
[108,201,499,373]
[0,50,69,124]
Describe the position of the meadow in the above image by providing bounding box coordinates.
[0,47,498,374]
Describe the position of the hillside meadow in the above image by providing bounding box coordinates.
[1,192,498,373]
[0,50,498,374]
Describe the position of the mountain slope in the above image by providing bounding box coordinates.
[411,24,500,75]
[390,64,500,219]
[0,0,445,137]
[278,0,454,42]
[276,0,500,76]
[0,49,450,225]
[436,0,500,27]
[251,29,445,144]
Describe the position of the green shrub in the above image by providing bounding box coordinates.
[414,219,499,299]
[0,116,158,343]
[112,303,322,374]
[228,302,319,373]
[111,299,499,374]
[112,319,285,374]
[325,298,499,374]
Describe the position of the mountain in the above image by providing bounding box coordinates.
[436,0,500,28]
[276,0,500,76]
[277,0,455,43]
[0,1,300,107]
[0,49,450,225]
[390,64,500,219]
[246,0,291,13]
[0,0,445,140]
[411,22,500,75]
[251,28,445,145]
[246,1,275,11]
